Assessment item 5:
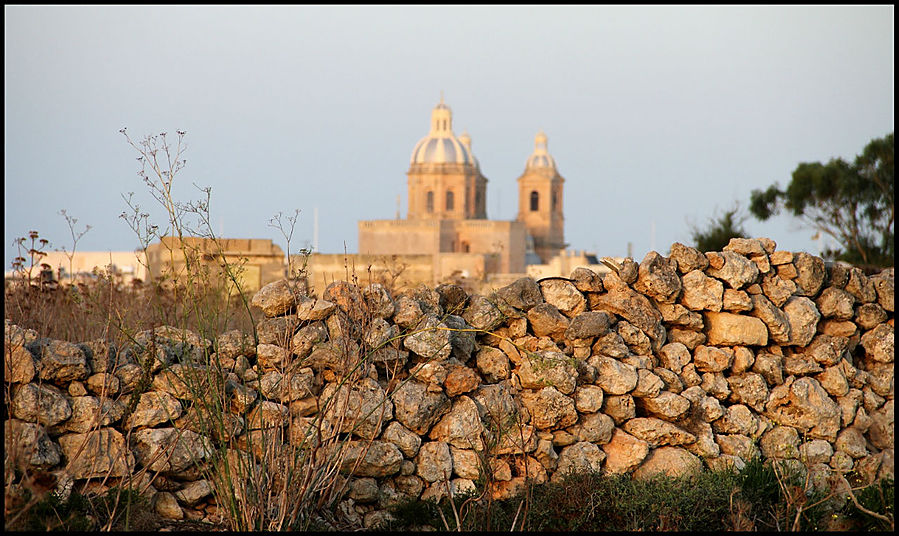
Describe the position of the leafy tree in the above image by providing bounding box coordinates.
[750,132,894,267]
[689,204,748,253]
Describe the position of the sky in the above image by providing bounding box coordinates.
[4,5,894,270]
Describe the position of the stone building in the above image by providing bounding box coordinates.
[305,97,598,293]
[145,237,285,294]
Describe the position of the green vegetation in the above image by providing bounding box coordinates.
[384,460,893,532]
[750,132,894,267]
[5,487,153,532]
[689,203,749,253]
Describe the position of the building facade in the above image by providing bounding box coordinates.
[304,98,602,294]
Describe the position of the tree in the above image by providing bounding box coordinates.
[750,132,894,267]
[689,204,749,253]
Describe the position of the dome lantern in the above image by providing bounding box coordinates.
[410,97,476,165]
[525,130,557,171]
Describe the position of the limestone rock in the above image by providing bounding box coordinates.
[518,351,578,395]
[632,368,664,399]
[569,267,604,293]
[321,378,393,440]
[31,339,90,383]
[799,439,834,464]
[527,303,570,339]
[759,426,800,460]
[749,294,791,345]
[5,344,37,384]
[871,270,894,311]
[429,396,486,450]
[592,331,630,358]
[783,296,821,346]
[565,311,612,339]
[633,446,702,479]
[251,279,302,317]
[765,377,841,441]
[633,251,682,304]
[705,251,759,290]
[415,441,453,483]
[443,364,481,397]
[155,491,184,520]
[520,386,578,430]
[722,288,754,312]
[693,345,734,373]
[602,394,636,424]
[12,383,72,427]
[835,428,868,459]
[636,391,691,420]
[553,441,605,482]
[855,303,888,331]
[462,295,505,331]
[475,346,510,383]
[860,324,894,363]
[715,433,761,462]
[601,429,649,474]
[622,417,696,447]
[792,252,826,297]
[5,419,61,469]
[669,242,709,274]
[126,391,183,429]
[658,342,691,374]
[449,447,482,480]
[589,283,666,351]
[132,427,213,473]
[816,288,856,320]
[680,270,723,312]
[404,315,452,361]
[844,267,877,303]
[215,329,256,361]
[246,400,290,429]
[382,421,422,459]
[62,395,125,433]
[866,399,893,450]
[703,311,768,346]
[59,428,135,478]
[726,372,769,413]
[259,368,317,403]
[174,479,212,506]
[590,356,638,395]
[539,278,586,317]
[568,411,615,444]
[391,380,451,435]
[712,404,759,436]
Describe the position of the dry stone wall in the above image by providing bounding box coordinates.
[4,238,894,528]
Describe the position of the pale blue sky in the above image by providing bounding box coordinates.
[4,5,894,268]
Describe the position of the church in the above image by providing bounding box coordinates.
[303,97,604,293]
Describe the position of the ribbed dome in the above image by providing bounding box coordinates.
[525,131,557,170]
[410,98,476,165]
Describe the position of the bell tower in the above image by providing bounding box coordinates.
[517,131,565,263]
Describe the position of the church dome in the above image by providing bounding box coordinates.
[525,131,557,171]
[410,98,476,165]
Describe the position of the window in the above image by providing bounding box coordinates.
[552,190,558,211]
[426,191,434,213]
[475,190,481,210]
[446,191,454,211]
[462,241,470,253]
[530,191,539,211]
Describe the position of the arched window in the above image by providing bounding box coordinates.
[552,190,558,211]
[475,190,481,212]
[530,191,539,211]
[446,191,454,211]
[426,191,434,213]
[462,241,470,253]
